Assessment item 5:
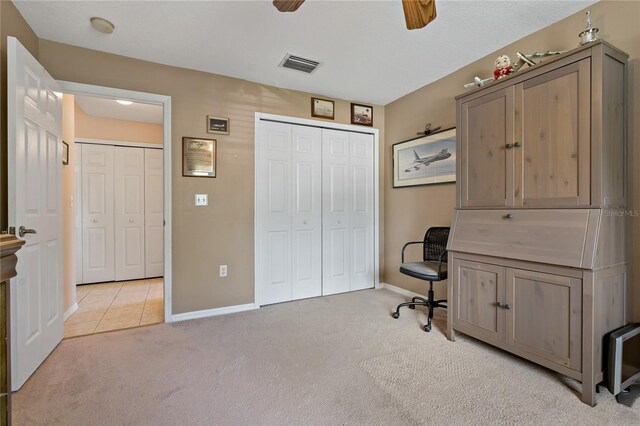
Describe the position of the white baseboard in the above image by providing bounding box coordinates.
[64,303,78,321]
[171,303,258,323]
[378,282,426,298]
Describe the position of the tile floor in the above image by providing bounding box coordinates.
[64,278,164,338]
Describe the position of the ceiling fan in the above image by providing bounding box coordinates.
[272,0,437,30]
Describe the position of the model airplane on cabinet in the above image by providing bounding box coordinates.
[405,148,451,172]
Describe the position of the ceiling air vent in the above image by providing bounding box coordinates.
[280,54,320,74]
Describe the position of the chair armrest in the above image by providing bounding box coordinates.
[437,249,447,277]
[401,241,424,263]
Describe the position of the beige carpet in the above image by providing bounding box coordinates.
[13,288,640,425]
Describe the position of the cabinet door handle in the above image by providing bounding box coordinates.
[504,213,513,220]
[505,143,513,149]
[514,142,521,148]
[496,302,512,310]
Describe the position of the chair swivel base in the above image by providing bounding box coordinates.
[391,296,447,332]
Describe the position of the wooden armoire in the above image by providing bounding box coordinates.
[447,40,628,406]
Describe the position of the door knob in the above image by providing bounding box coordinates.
[18,226,37,238]
[303,220,308,225]
[129,219,134,223]
[337,220,342,224]
[93,219,98,223]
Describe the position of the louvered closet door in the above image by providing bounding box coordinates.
[259,121,293,305]
[115,147,145,281]
[291,125,322,300]
[348,132,375,291]
[82,144,115,283]
[145,148,164,278]
[322,129,351,295]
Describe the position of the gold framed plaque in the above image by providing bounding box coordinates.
[182,137,216,178]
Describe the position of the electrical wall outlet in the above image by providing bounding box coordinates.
[195,194,208,206]
[219,265,228,277]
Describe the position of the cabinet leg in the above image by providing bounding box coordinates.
[446,323,456,341]
[581,381,596,407]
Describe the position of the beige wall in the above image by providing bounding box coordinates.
[62,95,76,312]
[383,0,640,321]
[75,103,163,144]
[0,0,40,230]
[35,39,385,314]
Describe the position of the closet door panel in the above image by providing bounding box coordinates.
[82,144,114,283]
[322,129,350,295]
[75,144,83,284]
[114,147,145,281]
[259,121,292,305]
[291,125,322,300]
[349,133,374,291]
[144,149,164,278]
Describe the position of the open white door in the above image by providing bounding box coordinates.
[7,37,64,390]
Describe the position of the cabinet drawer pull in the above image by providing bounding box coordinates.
[504,213,513,220]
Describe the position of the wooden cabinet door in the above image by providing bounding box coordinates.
[505,268,582,372]
[515,59,591,207]
[451,258,504,344]
[459,87,514,207]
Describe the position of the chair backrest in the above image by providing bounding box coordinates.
[423,227,450,262]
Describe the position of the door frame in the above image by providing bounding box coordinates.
[253,112,381,307]
[57,81,173,323]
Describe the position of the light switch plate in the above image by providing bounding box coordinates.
[195,194,208,206]
[219,265,228,277]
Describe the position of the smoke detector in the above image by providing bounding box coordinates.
[90,17,115,34]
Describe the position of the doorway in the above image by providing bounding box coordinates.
[57,82,172,337]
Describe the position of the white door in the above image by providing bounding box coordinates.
[291,125,322,300]
[82,144,115,283]
[348,133,375,291]
[145,148,164,277]
[75,143,83,284]
[7,37,63,391]
[258,121,292,305]
[114,147,145,281]
[322,129,351,295]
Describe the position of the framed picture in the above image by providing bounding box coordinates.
[182,137,216,178]
[311,97,334,120]
[351,103,373,126]
[207,116,229,135]
[392,128,456,188]
[62,141,69,165]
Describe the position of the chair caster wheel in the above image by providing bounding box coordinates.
[408,305,415,309]
[423,324,431,332]
[391,312,399,319]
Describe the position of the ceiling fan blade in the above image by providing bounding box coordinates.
[273,0,306,12]
[402,0,437,30]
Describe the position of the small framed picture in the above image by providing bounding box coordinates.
[183,137,216,178]
[207,116,230,135]
[351,103,373,126]
[62,141,69,165]
[311,97,334,120]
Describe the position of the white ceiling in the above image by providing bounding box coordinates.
[74,94,164,124]
[14,0,596,105]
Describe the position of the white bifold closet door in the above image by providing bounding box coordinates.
[82,144,115,283]
[258,121,322,305]
[145,149,164,277]
[322,129,374,295]
[114,146,145,281]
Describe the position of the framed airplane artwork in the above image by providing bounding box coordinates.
[392,127,456,188]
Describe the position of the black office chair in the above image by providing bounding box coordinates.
[391,227,450,332]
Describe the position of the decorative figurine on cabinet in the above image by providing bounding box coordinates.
[494,54,514,80]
